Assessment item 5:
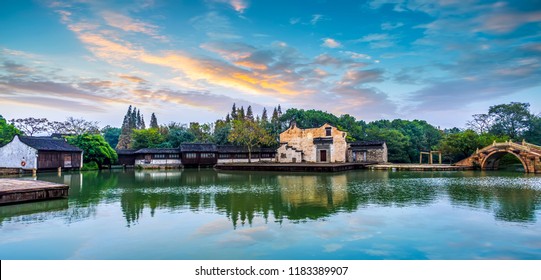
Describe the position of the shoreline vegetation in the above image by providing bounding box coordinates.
[1,102,539,169]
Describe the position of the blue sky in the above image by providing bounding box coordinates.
[1,0,540,128]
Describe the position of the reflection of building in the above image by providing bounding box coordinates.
[0,135,82,170]
[348,141,388,163]
[277,123,348,163]
[278,174,348,208]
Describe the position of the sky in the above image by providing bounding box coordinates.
[1,0,540,129]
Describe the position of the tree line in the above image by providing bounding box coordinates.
[1,101,539,168]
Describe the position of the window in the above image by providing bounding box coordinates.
[235,153,247,159]
[154,154,165,159]
[185,153,197,159]
[281,153,286,158]
[169,154,179,158]
[219,153,230,159]
[201,153,215,158]
[325,127,332,136]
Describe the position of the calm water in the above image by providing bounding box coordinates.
[1,169,541,260]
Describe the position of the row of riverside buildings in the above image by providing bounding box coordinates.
[0,123,387,171]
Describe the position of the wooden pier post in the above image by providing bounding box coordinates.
[57,167,62,176]
[32,168,37,177]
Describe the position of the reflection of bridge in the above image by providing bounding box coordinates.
[455,141,541,173]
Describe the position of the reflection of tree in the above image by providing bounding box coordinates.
[12,169,540,228]
[447,183,540,223]
[495,188,538,223]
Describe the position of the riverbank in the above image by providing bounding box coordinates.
[369,163,474,171]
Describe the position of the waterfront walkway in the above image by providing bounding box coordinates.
[0,179,69,205]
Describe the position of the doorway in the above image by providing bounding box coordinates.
[320,150,327,162]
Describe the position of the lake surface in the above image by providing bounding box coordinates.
[1,169,540,260]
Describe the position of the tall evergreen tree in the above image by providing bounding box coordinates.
[225,113,231,123]
[150,113,158,129]
[231,103,238,120]
[116,106,134,149]
[238,106,245,120]
[246,105,254,121]
[261,108,268,123]
[140,114,146,129]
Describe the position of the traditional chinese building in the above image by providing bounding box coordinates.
[0,135,83,170]
[277,123,348,163]
[348,141,388,163]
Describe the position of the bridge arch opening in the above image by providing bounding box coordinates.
[481,151,526,172]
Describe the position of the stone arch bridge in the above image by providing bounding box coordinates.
[455,141,541,173]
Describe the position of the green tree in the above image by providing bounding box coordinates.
[150,113,159,129]
[131,128,166,149]
[438,129,509,163]
[228,119,275,162]
[0,115,21,145]
[101,126,121,148]
[365,127,410,163]
[66,134,118,168]
[488,102,532,139]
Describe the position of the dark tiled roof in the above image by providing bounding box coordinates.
[217,145,278,153]
[115,149,138,155]
[181,143,217,152]
[135,148,180,154]
[349,140,386,147]
[217,145,248,153]
[19,136,83,152]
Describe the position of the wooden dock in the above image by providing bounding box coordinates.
[0,179,69,205]
[215,162,375,172]
[369,163,474,171]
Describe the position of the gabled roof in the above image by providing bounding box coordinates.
[115,149,138,155]
[18,136,83,152]
[135,148,180,154]
[180,143,217,152]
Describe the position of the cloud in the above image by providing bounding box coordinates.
[354,33,395,48]
[101,11,165,40]
[476,10,541,34]
[118,74,147,83]
[210,0,249,13]
[289,17,301,25]
[339,69,384,86]
[190,12,241,39]
[381,22,404,30]
[321,38,342,48]
[310,14,326,25]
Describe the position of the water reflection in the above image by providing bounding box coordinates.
[1,169,540,228]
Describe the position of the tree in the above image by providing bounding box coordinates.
[365,126,410,163]
[488,102,532,139]
[231,103,238,120]
[261,108,268,123]
[246,105,254,121]
[131,128,166,149]
[58,117,100,135]
[228,119,274,162]
[117,106,135,149]
[101,126,121,148]
[467,114,493,134]
[188,122,213,143]
[0,115,20,145]
[66,134,118,168]
[150,113,158,129]
[438,129,509,163]
[163,123,195,147]
[11,117,49,136]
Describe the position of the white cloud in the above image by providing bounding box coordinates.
[321,38,342,48]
